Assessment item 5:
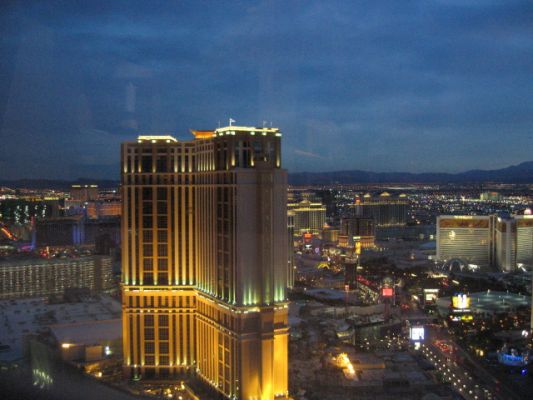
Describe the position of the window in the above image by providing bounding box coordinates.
[143,273,153,284]
[158,258,168,270]
[156,156,167,172]
[158,273,168,285]
[157,230,167,242]
[157,216,168,228]
[144,355,155,365]
[142,188,152,199]
[157,202,167,215]
[144,342,155,354]
[143,230,153,242]
[157,188,167,199]
[158,244,168,256]
[159,329,169,341]
[143,244,153,256]
[143,216,152,228]
[141,156,152,172]
[143,258,153,270]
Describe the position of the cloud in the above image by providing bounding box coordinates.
[293,149,327,160]
[114,62,153,79]
[0,1,532,178]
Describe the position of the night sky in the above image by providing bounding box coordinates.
[1,1,532,180]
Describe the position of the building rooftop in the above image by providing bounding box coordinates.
[137,135,177,143]
[51,318,121,346]
[0,255,109,267]
[437,291,530,315]
[0,295,121,363]
[190,129,215,139]
[214,125,282,137]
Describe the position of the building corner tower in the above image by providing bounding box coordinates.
[121,126,290,399]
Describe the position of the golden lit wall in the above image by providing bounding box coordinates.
[121,129,289,399]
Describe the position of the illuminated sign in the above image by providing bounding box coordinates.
[382,287,394,297]
[452,294,470,310]
[498,352,528,367]
[410,326,425,341]
[423,289,438,303]
[355,241,361,255]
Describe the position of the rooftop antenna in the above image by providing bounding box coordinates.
[218,120,221,128]
[262,120,267,128]
[229,118,235,127]
[270,121,273,128]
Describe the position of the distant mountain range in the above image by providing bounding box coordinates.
[0,178,120,190]
[2,161,533,189]
[288,161,533,185]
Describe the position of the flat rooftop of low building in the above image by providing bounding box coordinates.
[37,215,85,222]
[325,347,433,388]
[51,318,121,346]
[437,291,530,315]
[0,295,121,362]
[305,287,353,302]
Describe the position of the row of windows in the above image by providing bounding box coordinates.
[142,216,169,228]
[142,243,169,256]
[127,295,196,308]
[141,202,168,215]
[142,230,168,243]
[142,258,168,270]
[144,341,170,354]
[122,173,238,186]
[123,174,197,185]
[0,264,113,298]
[125,154,196,174]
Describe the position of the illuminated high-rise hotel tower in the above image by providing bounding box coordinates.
[121,126,289,399]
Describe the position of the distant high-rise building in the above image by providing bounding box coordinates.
[70,184,99,202]
[288,199,326,234]
[36,215,85,247]
[0,199,59,225]
[494,216,516,272]
[321,228,339,244]
[350,192,408,227]
[0,256,113,299]
[340,216,375,250]
[121,127,289,399]
[436,215,493,267]
[515,215,533,266]
[437,214,533,271]
[288,210,295,289]
[86,200,122,219]
[85,216,121,252]
[480,191,503,201]
[343,256,358,290]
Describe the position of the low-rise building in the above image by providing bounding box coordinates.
[0,256,114,299]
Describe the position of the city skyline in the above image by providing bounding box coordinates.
[2,2,533,400]
[1,1,533,179]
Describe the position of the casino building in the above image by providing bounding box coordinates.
[287,198,326,235]
[0,256,113,299]
[437,215,493,268]
[121,126,289,399]
[437,214,533,272]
